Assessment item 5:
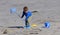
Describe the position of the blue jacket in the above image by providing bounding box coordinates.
[21,11,32,20]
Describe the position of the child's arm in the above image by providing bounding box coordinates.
[21,12,25,18]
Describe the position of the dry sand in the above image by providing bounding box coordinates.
[0,0,60,35]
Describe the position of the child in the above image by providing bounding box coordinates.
[21,6,32,28]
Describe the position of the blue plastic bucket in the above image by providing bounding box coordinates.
[44,21,50,28]
[10,8,16,14]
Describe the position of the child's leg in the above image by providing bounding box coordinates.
[28,16,32,24]
[25,16,32,27]
[25,20,29,27]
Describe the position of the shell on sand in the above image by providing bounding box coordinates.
[31,24,37,27]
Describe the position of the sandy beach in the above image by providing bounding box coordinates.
[0,0,60,35]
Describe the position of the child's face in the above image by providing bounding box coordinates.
[23,8,28,12]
